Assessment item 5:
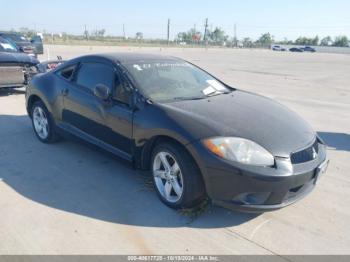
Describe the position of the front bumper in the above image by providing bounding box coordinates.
[186,141,328,213]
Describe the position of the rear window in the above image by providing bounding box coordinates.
[31,36,42,43]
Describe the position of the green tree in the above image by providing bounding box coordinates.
[312,35,319,46]
[257,33,274,46]
[19,27,36,39]
[333,36,349,47]
[320,36,333,46]
[62,32,68,42]
[209,27,226,43]
[177,28,202,43]
[98,29,106,37]
[277,38,294,45]
[135,32,143,40]
[242,37,254,48]
[295,36,319,46]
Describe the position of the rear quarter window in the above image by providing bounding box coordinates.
[57,65,76,80]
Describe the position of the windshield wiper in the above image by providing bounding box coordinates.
[172,96,206,101]
[207,90,234,97]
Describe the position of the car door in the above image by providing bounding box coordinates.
[102,70,134,156]
[62,61,115,143]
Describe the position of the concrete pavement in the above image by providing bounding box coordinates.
[0,46,349,256]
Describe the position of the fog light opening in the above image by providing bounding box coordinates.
[233,192,271,205]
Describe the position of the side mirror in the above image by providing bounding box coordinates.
[132,90,148,110]
[94,84,111,101]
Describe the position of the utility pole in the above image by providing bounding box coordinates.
[84,24,89,41]
[167,19,170,45]
[234,23,237,47]
[203,18,208,45]
[123,24,126,39]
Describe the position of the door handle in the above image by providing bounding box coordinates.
[61,88,69,96]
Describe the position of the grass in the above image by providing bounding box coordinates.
[177,198,211,224]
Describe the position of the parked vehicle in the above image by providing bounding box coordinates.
[272,45,286,51]
[30,35,44,55]
[0,36,61,89]
[0,32,35,55]
[0,36,18,52]
[301,46,316,52]
[0,32,43,56]
[289,47,304,52]
[0,36,39,88]
[26,53,328,212]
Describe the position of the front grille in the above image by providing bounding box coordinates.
[291,140,319,164]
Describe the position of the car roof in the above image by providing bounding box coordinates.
[53,53,185,73]
[68,53,182,65]
[0,31,21,36]
[102,53,181,63]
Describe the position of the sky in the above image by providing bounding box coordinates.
[2,0,350,41]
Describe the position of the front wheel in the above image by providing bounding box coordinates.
[151,142,206,209]
[31,100,60,143]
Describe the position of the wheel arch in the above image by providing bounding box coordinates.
[139,135,196,171]
[27,94,43,117]
[138,135,206,185]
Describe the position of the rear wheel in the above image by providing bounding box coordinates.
[151,142,206,209]
[31,100,60,143]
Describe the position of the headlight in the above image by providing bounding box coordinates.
[203,137,274,166]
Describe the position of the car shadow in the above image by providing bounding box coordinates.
[317,132,350,152]
[0,87,26,97]
[0,114,258,229]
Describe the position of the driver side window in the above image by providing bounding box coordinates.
[113,74,133,106]
[75,62,114,91]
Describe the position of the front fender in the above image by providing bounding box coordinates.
[26,73,63,121]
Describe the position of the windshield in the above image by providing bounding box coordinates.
[0,37,18,52]
[124,61,231,102]
[4,33,28,42]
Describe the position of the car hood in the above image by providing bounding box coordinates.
[160,90,316,157]
[0,52,39,65]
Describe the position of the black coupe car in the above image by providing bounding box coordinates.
[302,46,316,52]
[289,47,304,52]
[25,53,328,212]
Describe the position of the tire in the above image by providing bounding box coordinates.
[31,100,60,143]
[151,142,206,209]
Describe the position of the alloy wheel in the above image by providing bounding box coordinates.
[33,106,49,140]
[152,151,184,203]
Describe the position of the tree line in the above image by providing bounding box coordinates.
[12,27,350,48]
[176,28,350,48]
